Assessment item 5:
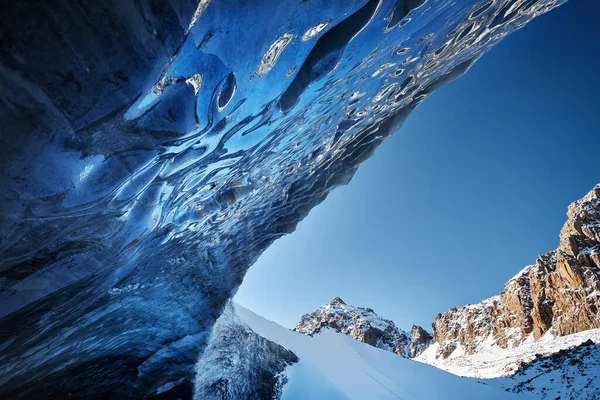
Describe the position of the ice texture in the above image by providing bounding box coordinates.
[194,303,299,400]
[0,0,567,397]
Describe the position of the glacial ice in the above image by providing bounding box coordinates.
[0,0,567,397]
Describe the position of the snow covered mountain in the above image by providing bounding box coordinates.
[416,184,600,379]
[282,297,600,400]
[194,298,600,400]
[280,185,600,399]
[194,303,531,400]
[295,296,431,357]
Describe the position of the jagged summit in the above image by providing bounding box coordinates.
[330,296,346,306]
[296,297,431,358]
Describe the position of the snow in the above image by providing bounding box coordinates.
[416,328,600,379]
[296,299,401,334]
[234,303,531,400]
[578,245,599,255]
[295,298,411,356]
[489,339,600,399]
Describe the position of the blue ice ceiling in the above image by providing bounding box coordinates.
[0,0,566,398]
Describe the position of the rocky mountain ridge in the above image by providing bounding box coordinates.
[295,296,432,358]
[431,184,600,361]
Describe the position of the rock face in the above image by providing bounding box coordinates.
[432,184,600,358]
[296,297,431,358]
[409,325,434,358]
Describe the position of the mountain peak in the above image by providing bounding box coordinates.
[296,298,434,358]
[330,296,346,306]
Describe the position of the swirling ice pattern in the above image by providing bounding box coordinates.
[0,0,566,397]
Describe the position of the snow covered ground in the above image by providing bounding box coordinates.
[492,338,600,399]
[233,303,532,400]
[416,327,600,378]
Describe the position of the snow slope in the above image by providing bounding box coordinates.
[416,327,600,379]
[233,304,532,400]
[492,339,600,400]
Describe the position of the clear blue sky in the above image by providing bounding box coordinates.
[235,1,600,331]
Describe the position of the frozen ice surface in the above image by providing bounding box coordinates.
[0,0,568,396]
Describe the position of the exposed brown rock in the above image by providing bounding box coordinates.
[432,184,600,358]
